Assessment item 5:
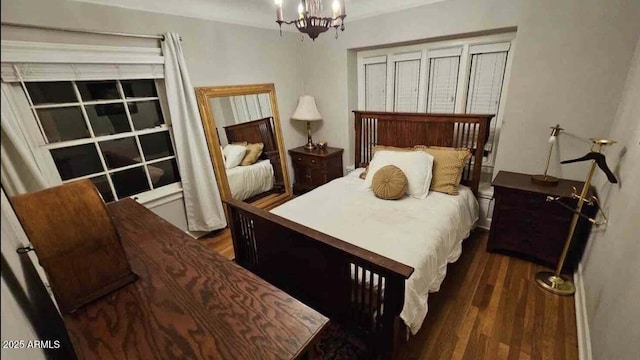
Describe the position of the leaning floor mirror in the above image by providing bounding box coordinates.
[196,83,291,209]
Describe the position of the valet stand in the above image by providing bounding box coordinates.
[535,138,616,296]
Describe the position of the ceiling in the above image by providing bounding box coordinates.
[70,0,447,30]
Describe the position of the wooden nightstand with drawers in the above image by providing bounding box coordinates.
[488,171,597,273]
[289,146,343,195]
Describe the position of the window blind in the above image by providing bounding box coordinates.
[1,40,165,82]
[426,56,460,113]
[466,51,508,153]
[364,62,387,111]
[393,59,420,112]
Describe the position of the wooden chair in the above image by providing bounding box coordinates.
[10,179,137,314]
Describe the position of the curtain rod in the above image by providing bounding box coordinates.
[1,22,173,41]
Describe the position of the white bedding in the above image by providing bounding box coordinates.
[226,159,274,201]
[271,168,478,334]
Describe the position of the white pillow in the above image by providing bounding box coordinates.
[363,150,434,199]
[222,144,246,169]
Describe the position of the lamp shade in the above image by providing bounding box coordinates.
[291,95,322,121]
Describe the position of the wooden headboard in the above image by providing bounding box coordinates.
[223,117,277,153]
[353,111,493,195]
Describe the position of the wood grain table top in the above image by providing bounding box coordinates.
[63,199,328,360]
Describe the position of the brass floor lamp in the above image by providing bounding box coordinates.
[536,138,617,295]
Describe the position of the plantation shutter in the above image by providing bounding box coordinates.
[364,56,387,111]
[393,53,421,112]
[426,55,460,113]
[466,49,508,153]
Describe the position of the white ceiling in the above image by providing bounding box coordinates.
[70,0,447,30]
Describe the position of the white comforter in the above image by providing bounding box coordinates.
[271,168,478,334]
[226,159,274,201]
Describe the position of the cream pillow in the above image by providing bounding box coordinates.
[371,165,408,200]
[240,143,264,166]
[222,144,246,169]
[413,145,471,195]
[364,150,434,199]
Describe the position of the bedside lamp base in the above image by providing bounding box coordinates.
[531,174,559,186]
[304,121,317,151]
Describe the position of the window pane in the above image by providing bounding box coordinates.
[76,81,120,101]
[394,59,420,112]
[139,132,174,161]
[148,159,180,188]
[111,167,150,198]
[50,144,102,180]
[99,137,141,169]
[86,103,131,136]
[36,107,89,142]
[122,80,157,98]
[426,56,460,113]
[129,101,164,130]
[25,82,77,105]
[365,62,387,111]
[90,175,115,203]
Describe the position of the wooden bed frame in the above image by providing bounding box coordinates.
[224,111,492,359]
[223,117,284,190]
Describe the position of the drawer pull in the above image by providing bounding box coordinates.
[297,157,302,161]
[311,159,316,164]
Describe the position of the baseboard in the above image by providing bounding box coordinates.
[574,263,592,360]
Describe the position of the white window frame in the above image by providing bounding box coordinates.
[20,79,182,203]
[389,51,423,112]
[356,33,516,179]
[1,40,182,205]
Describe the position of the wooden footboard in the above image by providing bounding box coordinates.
[225,198,414,359]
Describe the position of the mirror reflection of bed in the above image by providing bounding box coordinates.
[197,83,291,212]
[209,93,285,203]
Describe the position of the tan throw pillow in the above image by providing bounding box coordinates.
[240,143,264,166]
[413,145,471,195]
[371,165,408,200]
[232,141,248,146]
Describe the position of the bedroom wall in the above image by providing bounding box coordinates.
[579,37,640,360]
[0,0,306,234]
[301,0,640,182]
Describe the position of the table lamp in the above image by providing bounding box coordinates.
[292,95,322,151]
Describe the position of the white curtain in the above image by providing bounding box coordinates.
[0,83,60,196]
[162,33,226,232]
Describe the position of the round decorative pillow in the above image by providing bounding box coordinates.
[371,165,408,200]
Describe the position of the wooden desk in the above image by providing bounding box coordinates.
[63,199,328,360]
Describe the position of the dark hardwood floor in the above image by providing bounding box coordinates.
[199,228,578,360]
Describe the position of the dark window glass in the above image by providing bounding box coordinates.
[149,159,180,188]
[111,167,150,198]
[86,103,131,136]
[139,131,174,161]
[50,144,102,180]
[99,137,141,170]
[129,101,163,130]
[89,175,115,203]
[25,82,77,105]
[122,80,157,98]
[36,107,89,142]
[76,81,120,101]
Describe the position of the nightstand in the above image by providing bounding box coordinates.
[289,146,343,195]
[488,171,597,273]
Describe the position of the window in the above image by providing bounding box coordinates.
[22,79,180,202]
[357,34,514,178]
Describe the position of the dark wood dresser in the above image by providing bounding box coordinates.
[289,146,343,195]
[488,171,597,273]
[63,199,328,360]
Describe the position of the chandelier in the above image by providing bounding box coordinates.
[275,0,346,40]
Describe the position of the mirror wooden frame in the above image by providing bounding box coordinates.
[195,83,292,209]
